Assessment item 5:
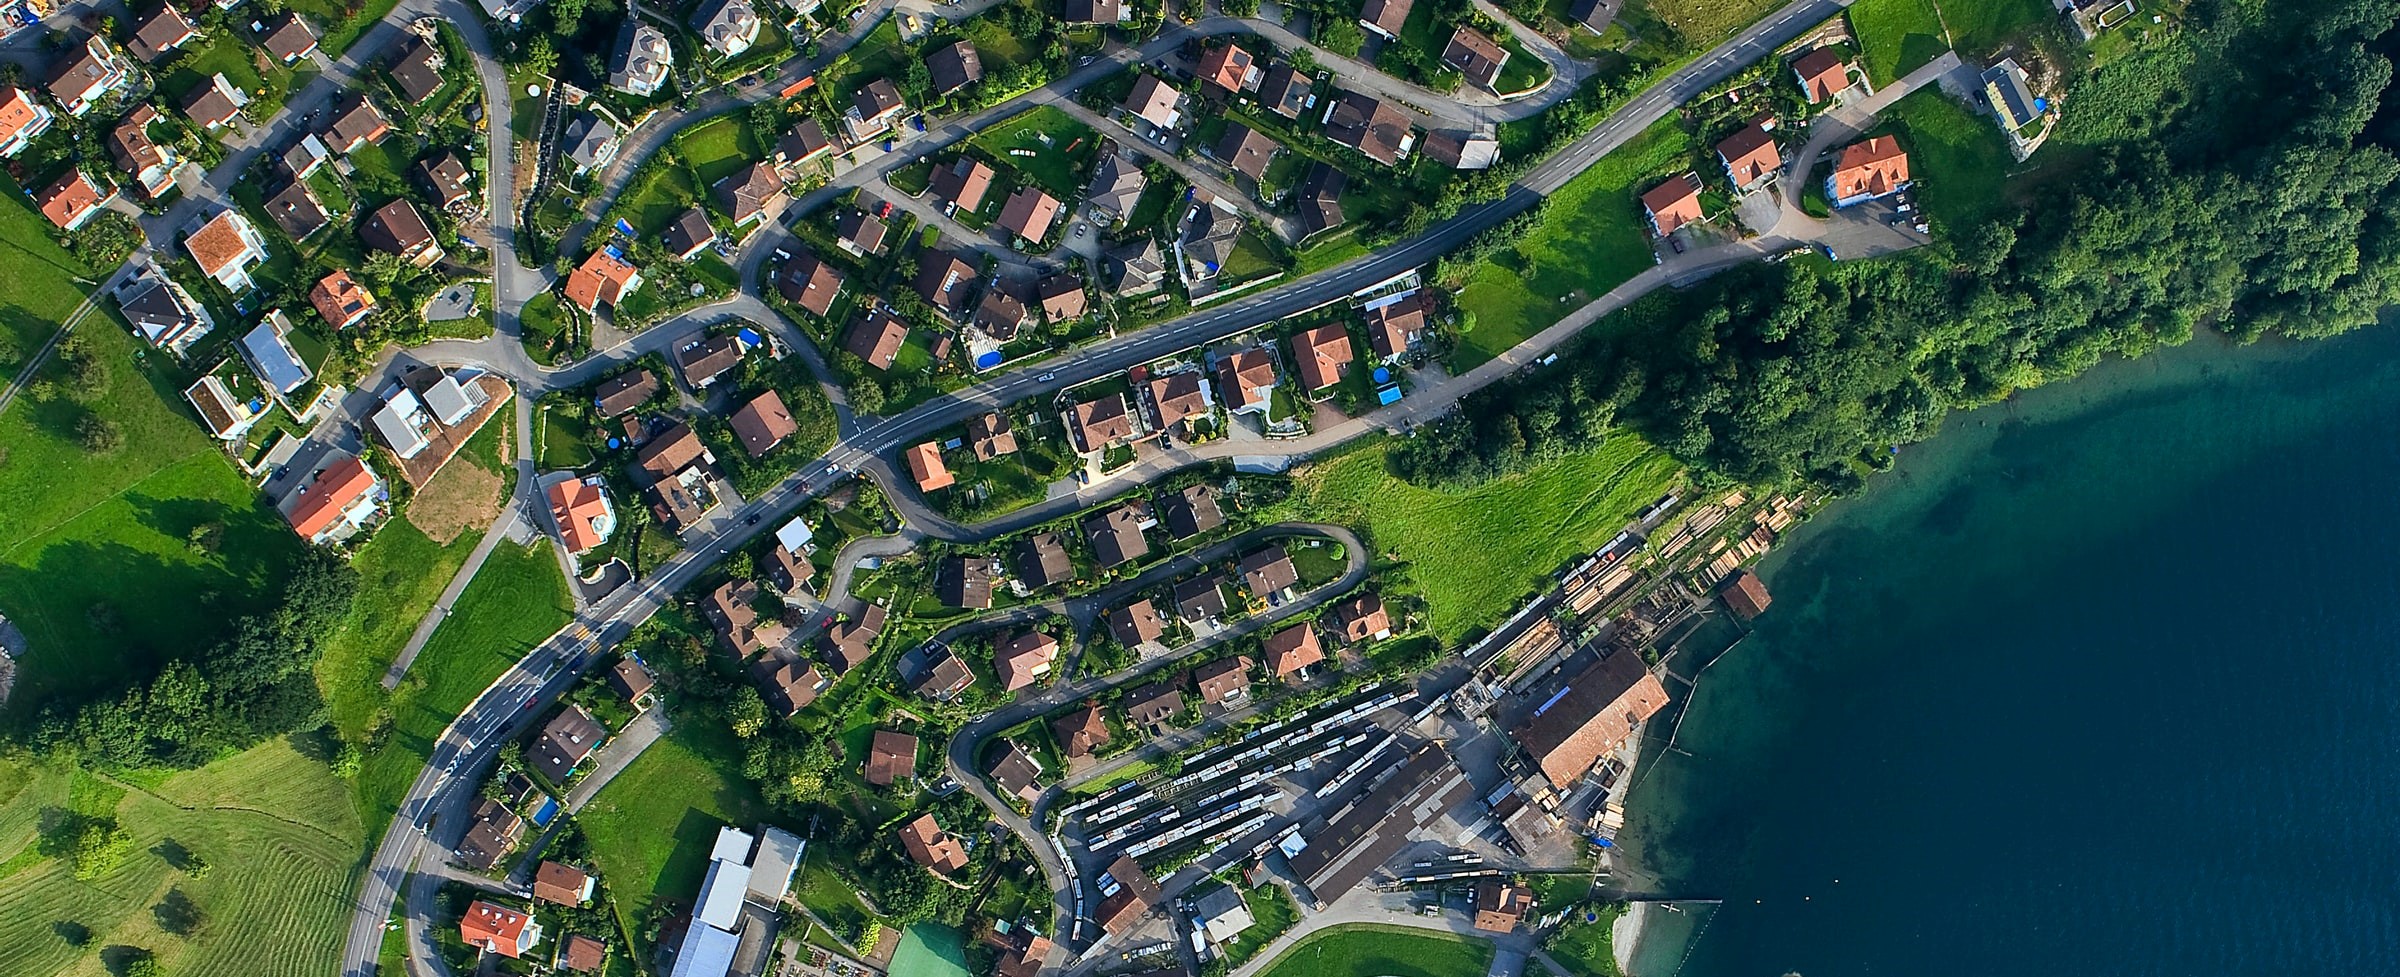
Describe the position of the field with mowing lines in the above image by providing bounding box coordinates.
[1268,434,1683,641]
[1253,923,1494,977]
[0,742,361,977]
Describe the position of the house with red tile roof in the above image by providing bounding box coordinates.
[459,900,543,958]
[35,169,109,231]
[184,209,269,291]
[1263,623,1323,680]
[1292,324,1354,397]
[546,476,616,555]
[1828,135,1911,206]
[906,441,954,491]
[1640,174,1702,237]
[1715,123,1782,192]
[994,630,1060,691]
[1198,42,1260,93]
[310,269,377,328]
[1790,47,1856,103]
[0,86,52,156]
[564,249,644,313]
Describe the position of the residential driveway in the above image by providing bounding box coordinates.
[426,283,481,322]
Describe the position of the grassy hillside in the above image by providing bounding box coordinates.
[1268,434,1683,642]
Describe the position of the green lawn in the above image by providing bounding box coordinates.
[1492,32,1553,95]
[822,19,907,102]
[0,172,94,379]
[673,115,764,187]
[1936,0,2054,56]
[157,34,302,126]
[1629,0,1790,50]
[1451,118,1690,370]
[792,847,874,941]
[1217,881,1301,965]
[353,540,572,829]
[577,719,772,960]
[1253,924,1494,977]
[288,0,404,57]
[968,105,1101,199]
[1880,87,2014,233]
[0,741,364,977]
[1849,0,1950,86]
[314,519,482,741]
[0,448,305,713]
[1268,435,1682,641]
[1545,903,1629,977]
[539,407,596,470]
[887,923,972,977]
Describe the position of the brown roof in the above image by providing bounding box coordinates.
[1262,622,1324,678]
[766,545,814,592]
[1641,174,1702,236]
[389,36,444,102]
[1365,293,1425,358]
[1717,124,1781,187]
[1053,703,1110,758]
[1509,652,1669,789]
[560,933,607,972]
[930,158,995,211]
[837,210,889,254]
[418,152,475,208]
[864,729,919,785]
[179,75,244,128]
[128,4,198,62]
[905,441,954,491]
[1123,74,1182,128]
[456,797,523,870]
[1791,47,1853,103]
[360,198,436,257]
[1325,91,1410,165]
[1147,372,1209,427]
[1108,599,1167,647]
[1157,484,1224,538]
[938,554,993,609]
[915,250,979,315]
[533,861,590,906]
[532,704,606,782]
[262,13,320,63]
[853,78,906,123]
[1441,27,1510,90]
[753,659,827,715]
[1331,592,1391,641]
[996,187,1061,243]
[927,40,984,95]
[1217,348,1278,411]
[593,369,660,416]
[1719,569,1771,620]
[633,421,705,480]
[844,311,908,369]
[967,412,1017,460]
[994,630,1060,691]
[1175,575,1228,620]
[898,813,969,874]
[109,106,172,187]
[997,934,1054,977]
[912,648,974,700]
[1293,324,1354,392]
[676,334,743,387]
[819,602,887,671]
[1238,546,1298,595]
[1832,136,1911,199]
[777,118,834,165]
[1038,274,1087,321]
[1015,532,1073,588]
[1082,505,1150,569]
[1259,62,1312,119]
[1096,855,1161,934]
[1192,655,1251,704]
[323,94,389,150]
[986,740,1045,802]
[608,657,654,701]
[778,250,845,317]
[714,161,787,225]
[974,286,1030,340]
[1214,122,1279,182]
[1120,677,1182,725]
[729,390,798,458]
[1071,393,1137,452]
[1474,881,1534,932]
[1359,0,1414,36]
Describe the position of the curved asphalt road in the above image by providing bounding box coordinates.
[340,0,1853,972]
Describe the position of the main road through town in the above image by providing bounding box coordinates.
[339,0,1852,972]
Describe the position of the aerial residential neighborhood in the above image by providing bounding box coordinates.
[0,0,2282,976]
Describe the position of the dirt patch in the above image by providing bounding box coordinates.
[407,458,504,544]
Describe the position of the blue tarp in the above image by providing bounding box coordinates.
[737,327,765,347]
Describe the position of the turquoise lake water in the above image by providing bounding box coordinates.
[1620,320,2400,977]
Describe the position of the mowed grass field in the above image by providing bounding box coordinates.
[1451,119,1692,370]
[0,743,363,977]
[1938,0,2053,56]
[1253,924,1494,977]
[968,105,1101,199]
[353,540,573,829]
[1849,0,1949,86]
[576,720,771,959]
[1269,435,1682,642]
[1881,87,2014,233]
